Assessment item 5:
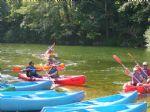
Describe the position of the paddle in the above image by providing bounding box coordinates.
[12,66,43,73]
[13,63,65,73]
[128,52,149,78]
[45,42,55,55]
[0,67,21,73]
[50,42,55,49]
[113,55,142,83]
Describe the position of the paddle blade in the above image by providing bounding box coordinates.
[57,63,65,71]
[113,55,122,64]
[12,67,22,72]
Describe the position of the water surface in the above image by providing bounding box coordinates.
[0,43,150,110]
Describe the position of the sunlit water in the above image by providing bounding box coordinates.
[0,43,150,111]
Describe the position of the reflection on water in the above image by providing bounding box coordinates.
[0,73,22,83]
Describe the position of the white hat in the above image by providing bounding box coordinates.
[133,67,138,71]
[143,61,148,66]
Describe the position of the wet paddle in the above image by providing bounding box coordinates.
[113,55,142,83]
[113,55,128,75]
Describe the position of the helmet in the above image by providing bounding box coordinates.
[143,61,148,66]
[133,67,138,71]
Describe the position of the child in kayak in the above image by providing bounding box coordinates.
[25,61,43,78]
[47,65,59,78]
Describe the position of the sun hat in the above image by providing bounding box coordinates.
[143,61,148,66]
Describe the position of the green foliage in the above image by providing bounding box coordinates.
[0,0,149,47]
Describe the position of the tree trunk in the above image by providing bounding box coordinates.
[62,0,70,23]
[105,1,109,38]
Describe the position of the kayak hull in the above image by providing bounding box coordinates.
[41,91,138,112]
[0,91,84,111]
[18,73,86,85]
[42,102,147,112]
[123,82,150,94]
[54,75,86,85]
[0,86,15,92]
[0,81,52,91]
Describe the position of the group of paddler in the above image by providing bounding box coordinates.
[22,43,63,79]
[126,62,150,86]
[113,54,150,86]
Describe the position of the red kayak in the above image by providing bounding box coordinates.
[18,73,86,85]
[123,82,150,94]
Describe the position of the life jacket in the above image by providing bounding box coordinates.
[132,72,143,85]
[142,68,150,76]
[48,67,58,75]
[48,67,59,78]
[26,66,36,75]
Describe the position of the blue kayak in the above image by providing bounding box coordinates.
[0,90,85,111]
[59,102,147,112]
[0,82,16,91]
[0,90,55,97]
[41,91,138,112]
[0,80,52,91]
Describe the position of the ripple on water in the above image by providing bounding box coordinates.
[0,73,22,83]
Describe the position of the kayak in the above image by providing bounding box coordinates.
[32,53,58,61]
[18,73,86,85]
[0,81,52,91]
[12,80,52,91]
[18,73,49,81]
[42,102,147,112]
[41,91,138,112]
[0,86,15,92]
[0,82,15,91]
[123,82,150,94]
[54,75,86,85]
[0,90,55,97]
[0,90,85,111]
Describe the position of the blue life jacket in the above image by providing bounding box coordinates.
[48,67,57,75]
[140,69,148,79]
[26,66,36,75]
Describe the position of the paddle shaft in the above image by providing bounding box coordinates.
[120,64,142,84]
[113,55,142,84]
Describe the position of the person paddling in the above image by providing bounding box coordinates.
[134,62,150,83]
[131,67,144,86]
[141,62,150,83]
[25,61,42,78]
[47,65,59,79]
[141,62,150,76]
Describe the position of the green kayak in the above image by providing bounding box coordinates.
[0,86,15,92]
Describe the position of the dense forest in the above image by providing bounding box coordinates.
[0,0,150,47]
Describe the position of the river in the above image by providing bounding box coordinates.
[0,43,150,111]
